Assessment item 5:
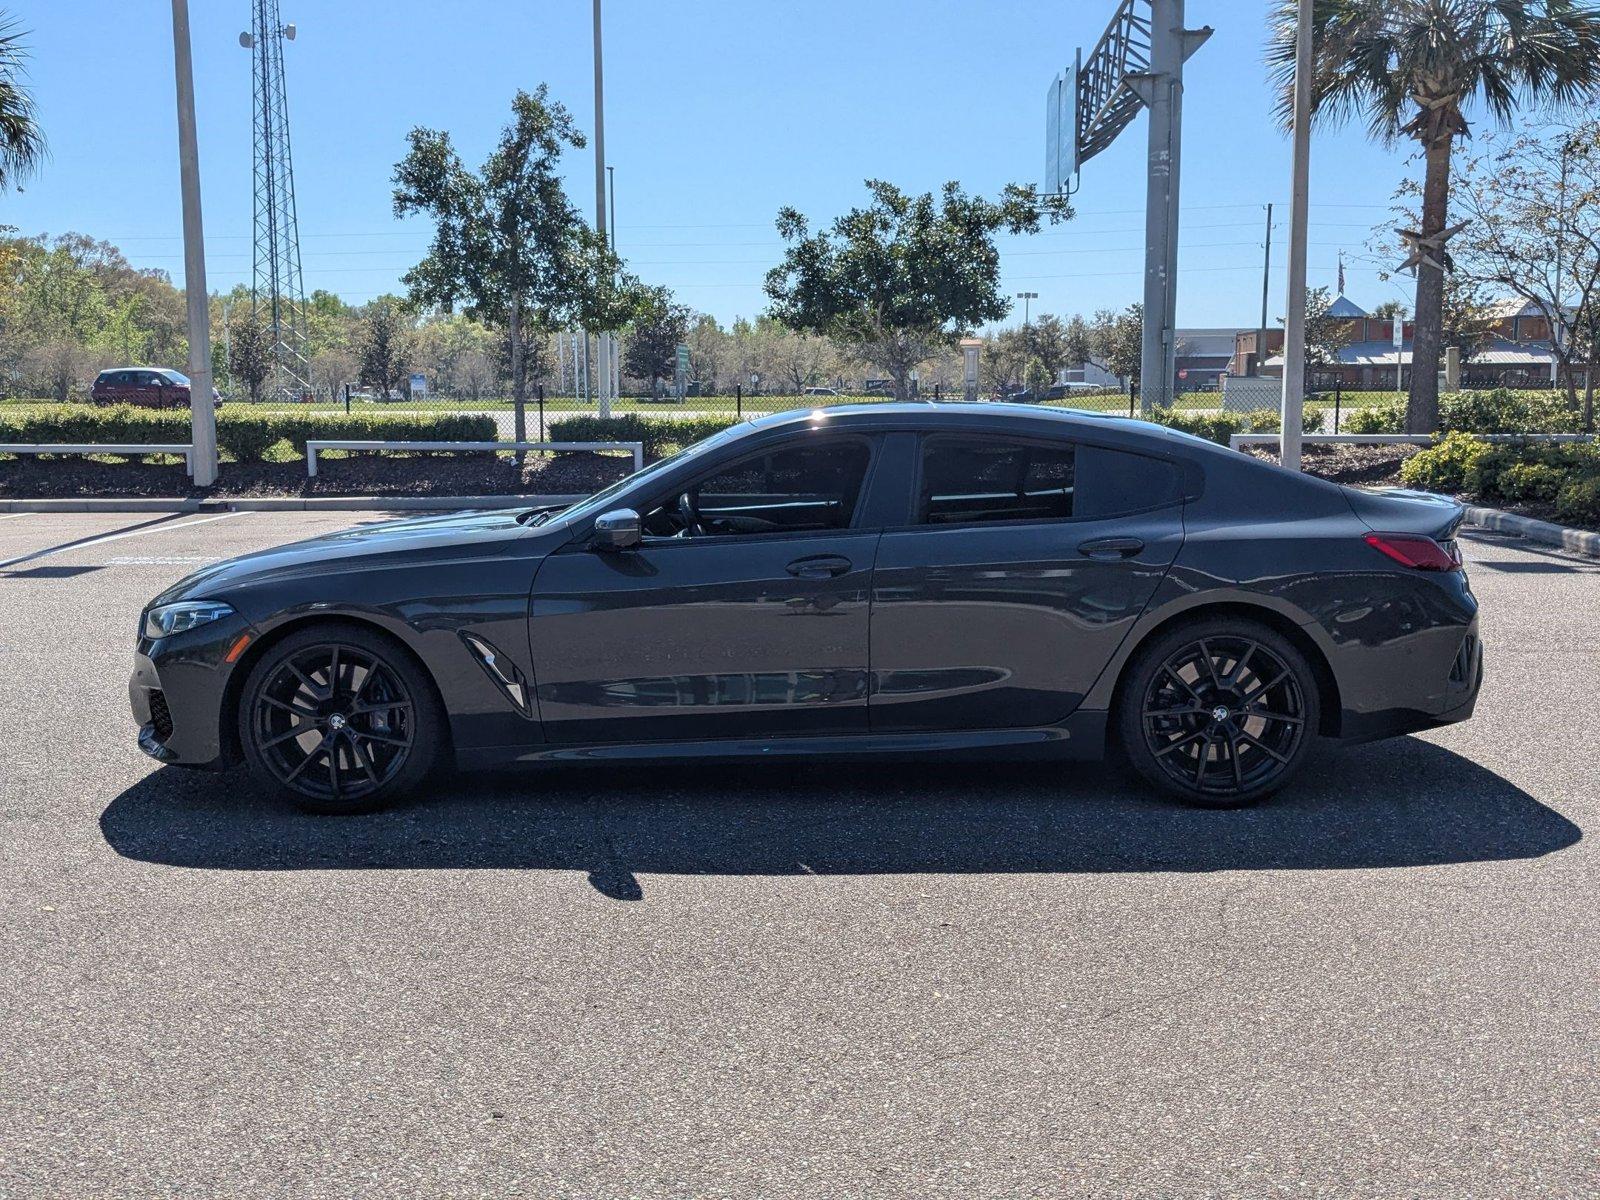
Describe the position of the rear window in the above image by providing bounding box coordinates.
[917,436,1183,525]
[1073,445,1184,518]
[919,437,1075,524]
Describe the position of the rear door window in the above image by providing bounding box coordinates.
[918,437,1075,525]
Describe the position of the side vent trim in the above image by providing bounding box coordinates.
[459,633,535,719]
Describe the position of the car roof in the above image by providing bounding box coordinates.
[746,401,1185,445]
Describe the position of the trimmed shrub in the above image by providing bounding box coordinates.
[1343,390,1583,436]
[1148,405,1324,445]
[1345,402,1405,434]
[1555,475,1600,526]
[1493,461,1569,505]
[548,413,740,459]
[1398,432,1493,494]
[0,404,499,462]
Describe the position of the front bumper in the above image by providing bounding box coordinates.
[129,615,255,767]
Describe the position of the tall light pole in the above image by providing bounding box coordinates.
[170,0,217,486]
[1016,291,1038,327]
[608,163,619,399]
[592,0,613,418]
[1279,0,1314,472]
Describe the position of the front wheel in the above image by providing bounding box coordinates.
[238,623,442,814]
[1116,619,1320,808]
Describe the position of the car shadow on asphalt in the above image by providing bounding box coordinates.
[100,737,1580,900]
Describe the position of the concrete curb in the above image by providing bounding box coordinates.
[1463,505,1600,559]
[0,494,586,514]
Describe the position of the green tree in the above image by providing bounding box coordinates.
[1451,121,1600,427]
[623,285,691,398]
[765,180,1070,400]
[1089,304,1143,387]
[1303,286,1354,374]
[392,86,633,432]
[1270,0,1600,432]
[357,298,413,400]
[228,310,273,403]
[1025,313,1071,381]
[0,17,44,192]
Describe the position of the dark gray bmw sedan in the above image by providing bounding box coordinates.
[130,404,1481,813]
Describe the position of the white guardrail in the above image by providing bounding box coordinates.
[1229,432,1597,452]
[305,439,645,477]
[0,443,195,475]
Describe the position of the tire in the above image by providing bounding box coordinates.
[1115,617,1320,808]
[238,622,443,814]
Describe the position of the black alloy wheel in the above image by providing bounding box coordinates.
[1118,620,1319,807]
[240,624,440,813]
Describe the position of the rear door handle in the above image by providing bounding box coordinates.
[787,554,852,579]
[1077,536,1144,560]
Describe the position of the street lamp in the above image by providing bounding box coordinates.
[1016,291,1039,327]
[170,0,217,486]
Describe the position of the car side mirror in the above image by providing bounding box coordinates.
[591,508,641,551]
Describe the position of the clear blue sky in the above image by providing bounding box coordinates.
[6,0,1430,328]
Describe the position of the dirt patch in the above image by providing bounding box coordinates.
[0,451,632,500]
[1241,442,1422,488]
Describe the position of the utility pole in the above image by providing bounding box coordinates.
[592,0,612,418]
[169,0,217,486]
[1257,202,1272,376]
[1132,0,1209,415]
[1279,0,1314,472]
[608,163,620,399]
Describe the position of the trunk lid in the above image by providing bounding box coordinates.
[1342,486,1465,542]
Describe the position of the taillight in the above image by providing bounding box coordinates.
[1364,532,1461,571]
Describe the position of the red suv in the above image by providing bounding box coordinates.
[90,368,222,409]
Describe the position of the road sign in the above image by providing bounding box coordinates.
[1392,314,1404,346]
[409,372,427,396]
[1045,70,1074,194]
[674,344,690,400]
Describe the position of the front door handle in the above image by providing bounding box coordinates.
[787,554,852,579]
[1077,536,1144,560]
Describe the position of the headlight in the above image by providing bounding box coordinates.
[142,600,236,640]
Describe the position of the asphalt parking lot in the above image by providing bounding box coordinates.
[1,509,1597,1198]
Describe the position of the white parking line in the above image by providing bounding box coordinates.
[0,513,30,521]
[0,511,245,570]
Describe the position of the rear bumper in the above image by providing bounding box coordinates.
[1335,625,1483,743]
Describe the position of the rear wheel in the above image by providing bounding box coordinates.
[238,623,441,814]
[1116,618,1319,808]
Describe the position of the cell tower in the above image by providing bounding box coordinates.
[239,2,309,400]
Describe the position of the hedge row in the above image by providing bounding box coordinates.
[548,413,741,459]
[1345,389,1588,435]
[0,405,497,462]
[1149,404,1327,445]
[1400,432,1600,526]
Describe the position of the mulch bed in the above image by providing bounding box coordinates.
[0,451,631,500]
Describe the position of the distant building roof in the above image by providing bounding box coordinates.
[1263,335,1553,369]
[1325,294,1367,318]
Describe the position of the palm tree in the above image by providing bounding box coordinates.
[0,15,44,192]
[1270,0,1600,433]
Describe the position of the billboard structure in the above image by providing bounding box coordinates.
[1048,0,1211,412]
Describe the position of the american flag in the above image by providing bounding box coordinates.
[1337,252,1345,295]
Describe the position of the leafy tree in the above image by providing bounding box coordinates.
[685,313,728,394]
[1369,300,1408,319]
[1089,304,1143,386]
[1025,313,1071,381]
[1270,0,1600,432]
[1450,120,1600,427]
[228,310,273,403]
[765,179,1071,400]
[1303,287,1354,373]
[357,298,413,399]
[623,285,691,397]
[392,86,634,430]
[0,17,44,192]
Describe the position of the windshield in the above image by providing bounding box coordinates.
[163,370,191,385]
[548,423,749,528]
